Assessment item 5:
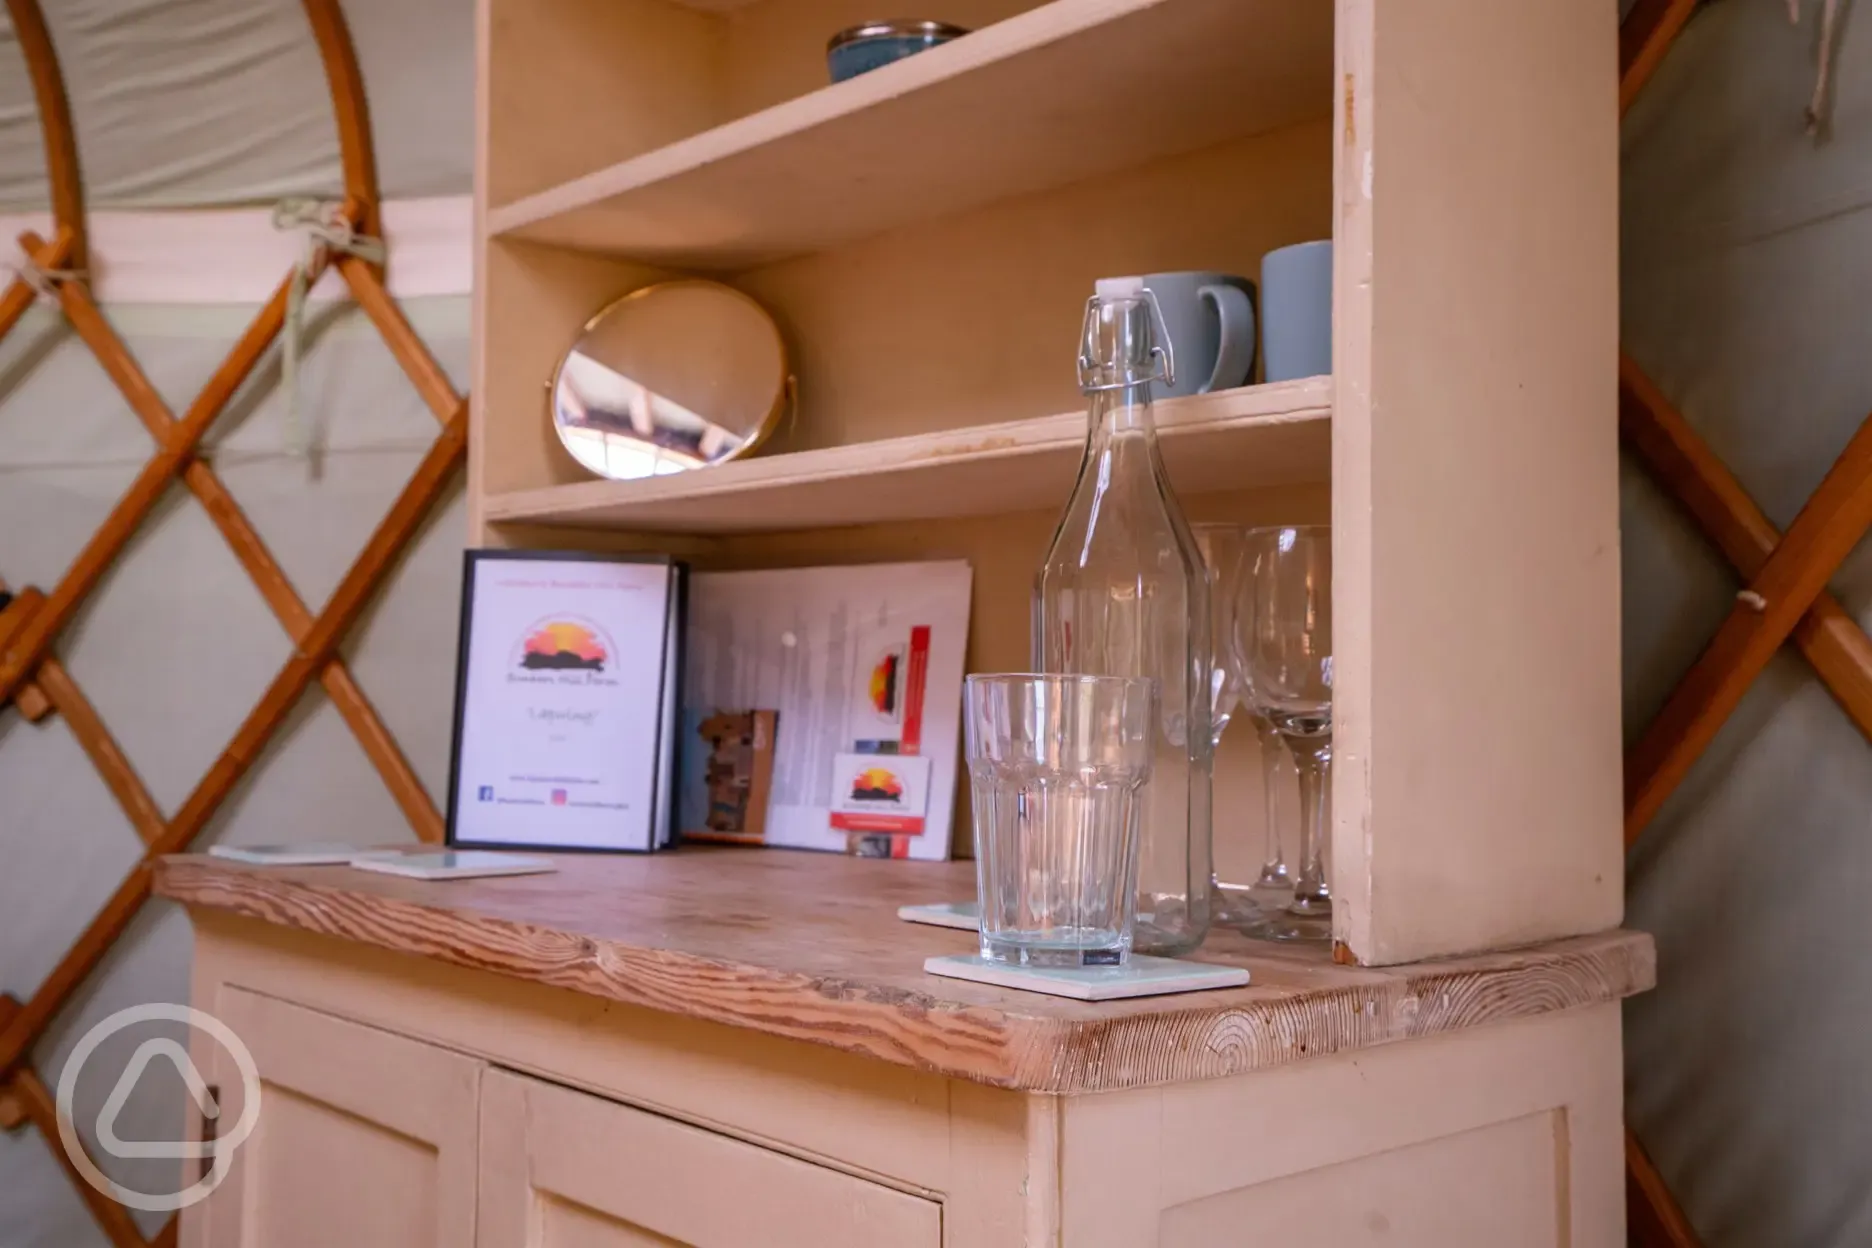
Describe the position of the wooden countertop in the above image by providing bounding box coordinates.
[155,847,1654,1095]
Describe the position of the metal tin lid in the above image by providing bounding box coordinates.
[827,19,970,52]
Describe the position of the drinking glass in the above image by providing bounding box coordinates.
[1236,526,1332,943]
[965,673,1157,967]
[1191,524,1290,927]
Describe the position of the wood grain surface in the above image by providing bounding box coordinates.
[157,848,1654,1094]
[488,0,1330,267]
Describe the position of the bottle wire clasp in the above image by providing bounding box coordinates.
[1076,286,1177,394]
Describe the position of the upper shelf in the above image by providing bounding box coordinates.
[483,376,1330,535]
[487,0,1334,270]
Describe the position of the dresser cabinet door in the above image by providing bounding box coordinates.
[476,1068,942,1247]
[203,987,481,1248]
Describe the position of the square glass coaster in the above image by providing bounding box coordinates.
[924,953,1249,1001]
[896,901,980,930]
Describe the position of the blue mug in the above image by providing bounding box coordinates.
[1260,241,1332,382]
[1132,271,1257,400]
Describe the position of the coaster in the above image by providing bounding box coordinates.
[897,900,980,930]
[349,851,557,880]
[924,953,1250,1001]
[210,843,379,866]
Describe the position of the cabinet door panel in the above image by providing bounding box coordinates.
[478,1069,942,1248]
[1159,1111,1562,1246]
[537,1195,685,1247]
[204,987,480,1248]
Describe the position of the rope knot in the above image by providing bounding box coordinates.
[3,251,84,302]
[270,197,385,269]
[271,198,386,463]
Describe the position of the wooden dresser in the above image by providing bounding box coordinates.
[161,849,1650,1246]
[167,0,1640,1241]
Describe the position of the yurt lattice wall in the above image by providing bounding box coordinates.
[0,1,464,1241]
[1620,0,1872,1245]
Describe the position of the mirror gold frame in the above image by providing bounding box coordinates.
[549,279,792,481]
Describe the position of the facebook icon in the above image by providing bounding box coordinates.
[476,786,494,802]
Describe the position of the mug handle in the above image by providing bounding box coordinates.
[1198,283,1256,394]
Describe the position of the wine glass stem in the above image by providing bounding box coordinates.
[1256,721,1287,875]
[1287,735,1332,912]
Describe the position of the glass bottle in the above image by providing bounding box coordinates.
[1033,278,1214,956]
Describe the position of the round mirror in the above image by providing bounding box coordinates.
[551,280,790,481]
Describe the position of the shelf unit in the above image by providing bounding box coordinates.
[473,0,1622,968]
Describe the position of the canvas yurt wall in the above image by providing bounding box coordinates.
[1623,1,1872,1245]
[0,1,472,1242]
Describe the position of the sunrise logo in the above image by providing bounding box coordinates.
[848,767,904,804]
[518,618,610,672]
[868,652,900,715]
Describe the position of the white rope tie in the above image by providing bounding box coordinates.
[271,198,385,460]
[2,251,84,302]
[1789,0,1845,135]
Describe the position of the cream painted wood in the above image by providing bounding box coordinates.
[177,913,1041,1244]
[1159,1113,1564,1245]
[945,1083,1058,1246]
[1328,0,1622,964]
[1058,1004,1624,1246]
[483,377,1330,532]
[471,238,672,528]
[474,119,1331,516]
[197,987,481,1248]
[489,0,1331,267]
[480,0,724,210]
[734,122,1330,456]
[477,1068,943,1246]
[185,912,961,1194]
[174,906,1630,1246]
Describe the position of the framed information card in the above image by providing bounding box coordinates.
[446,550,684,853]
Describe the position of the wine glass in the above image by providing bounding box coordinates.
[1236,525,1332,942]
[1191,524,1291,928]
[1237,530,1299,907]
